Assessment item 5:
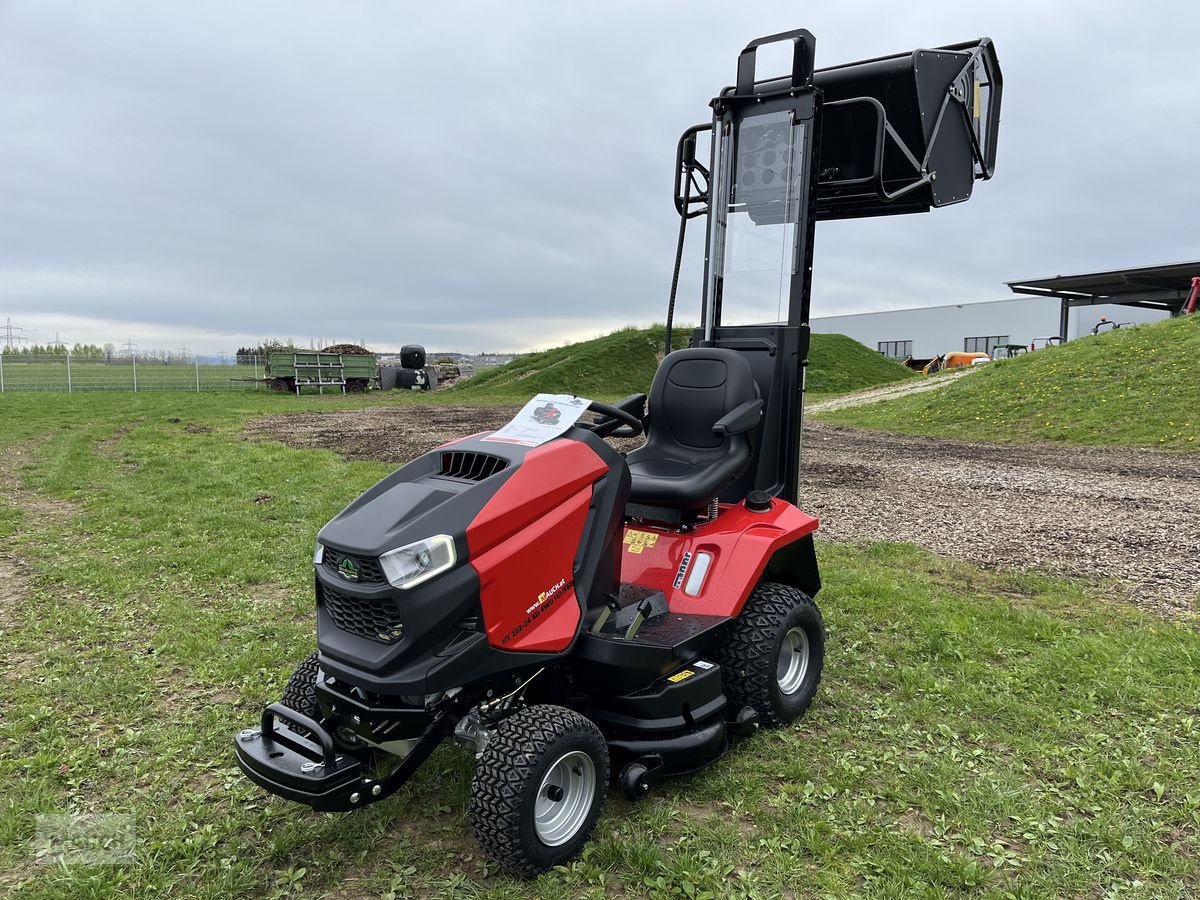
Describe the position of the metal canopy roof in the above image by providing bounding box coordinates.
[1007,260,1200,312]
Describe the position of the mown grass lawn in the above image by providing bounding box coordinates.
[1,393,1198,899]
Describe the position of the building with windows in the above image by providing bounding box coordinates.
[811,296,1165,361]
[811,261,1199,361]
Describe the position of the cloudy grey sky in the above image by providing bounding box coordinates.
[2,1,1197,353]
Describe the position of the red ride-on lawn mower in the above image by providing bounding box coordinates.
[235,28,1002,874]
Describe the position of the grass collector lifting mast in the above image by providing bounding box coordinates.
[234,28,1002,875]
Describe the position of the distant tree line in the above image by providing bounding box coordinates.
[2,343,205,364]
[2,343,106,359]
[236,340,303,364]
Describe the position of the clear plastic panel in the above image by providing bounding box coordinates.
[714,112,806,326]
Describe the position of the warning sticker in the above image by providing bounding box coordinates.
[623,530,659,554]
[482,394,591,447]
[667,669,695,684]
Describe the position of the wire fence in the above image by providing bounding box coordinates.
[0,355,271,393]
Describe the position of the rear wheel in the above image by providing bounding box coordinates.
[716,582,824,728]
[469,704,608,876]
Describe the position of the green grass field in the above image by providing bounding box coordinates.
[0,360,266,392]
[448,326,914,403]
[820,315,1200,451]
[1,392,1197,899]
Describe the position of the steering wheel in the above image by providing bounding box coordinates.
[575,400,643,439]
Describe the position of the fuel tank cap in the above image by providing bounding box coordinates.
[745,491,773,513]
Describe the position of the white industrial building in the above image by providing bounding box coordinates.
[811,261,1198,361]
[811,296,1165,360]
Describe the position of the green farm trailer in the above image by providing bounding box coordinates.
[266,351,377,395]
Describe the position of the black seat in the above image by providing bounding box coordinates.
[625,348,763,512]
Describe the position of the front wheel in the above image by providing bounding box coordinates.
[469,704,609,876]
[279,652,320,735]
[716,582,824,728]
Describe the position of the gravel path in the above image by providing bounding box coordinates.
[803,423,1199,618]
[245,408,1200,619]
[808,369,971,413]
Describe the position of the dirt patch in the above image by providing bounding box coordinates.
[0,549,27,630]
[895,808,936,838]
[0,445,81,629]
[244,406,521,463]
[0,461,76,519]
[244,407,1200,619]
[94,425,134,459]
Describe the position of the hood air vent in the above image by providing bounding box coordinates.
[439,451,508,482]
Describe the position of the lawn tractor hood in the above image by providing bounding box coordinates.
[311,437,523,688]
[308,428,624,695]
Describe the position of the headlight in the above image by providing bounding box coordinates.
[313,543,325,565]
[379,535,456,590]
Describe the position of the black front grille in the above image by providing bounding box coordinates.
[322,548,385,584]
[440,451,508,481]
[321,585,405,643]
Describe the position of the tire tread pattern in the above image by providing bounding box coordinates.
[280,651,320,734]
[470,704,608,876]
[715,583,823,728]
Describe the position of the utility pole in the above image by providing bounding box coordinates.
[124,339,138,392]
[2,318,28,350]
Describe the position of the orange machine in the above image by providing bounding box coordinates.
[922,351,990,374]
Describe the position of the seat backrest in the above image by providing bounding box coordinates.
[646,348,758,453]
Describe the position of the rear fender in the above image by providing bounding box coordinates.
[761,533,821,598]
[620,501,819,617]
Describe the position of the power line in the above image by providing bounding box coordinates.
[2,318,28,349]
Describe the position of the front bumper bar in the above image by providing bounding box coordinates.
[234,701,458,812]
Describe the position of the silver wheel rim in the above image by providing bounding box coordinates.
[534,750,596,847]
[776,626,810,695]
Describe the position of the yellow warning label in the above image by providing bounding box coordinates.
[623,530,659,554]
[667,669,695,684]
[973,80,981,118]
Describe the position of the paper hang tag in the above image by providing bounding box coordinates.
[482,393,592,447]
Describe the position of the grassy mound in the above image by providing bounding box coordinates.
[448,325,686,401]
[449,325,913,401]
[822,314,1200,450]
[806,332,915,395]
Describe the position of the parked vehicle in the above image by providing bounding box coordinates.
[266,349,377,394]
[235,26,1003,874]
[923,351,990,374]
